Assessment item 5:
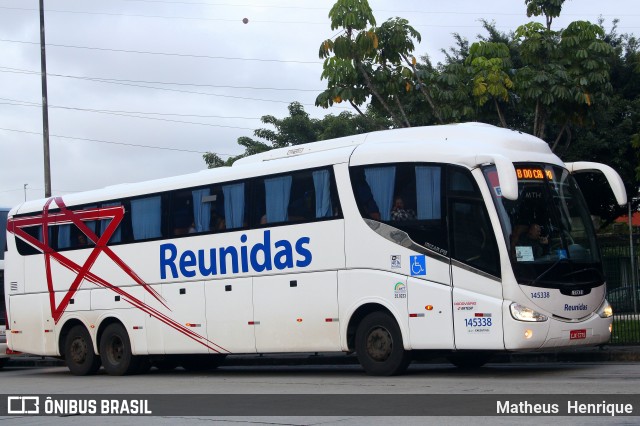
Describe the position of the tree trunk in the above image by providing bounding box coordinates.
[402,54,444,124]
[356,61,406,128]
[494,98,507,127]
[395,97,411,127]
[349,100,366,117]
[551,121,570,152]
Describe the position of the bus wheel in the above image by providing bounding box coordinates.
[99,323,141,376]
[180,354,227,371]
[447,352,493,369]
[355,311,411,376]
[0,358,9,370]
[64,325,101,376]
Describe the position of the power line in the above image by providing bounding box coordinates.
[0,65,322,92]
[16,2,640,18]
[0,38,321,65]
[0,126,238,156]
[0,6,328,25]
[0,95,262,120]
[0,65,329,108]
[123,0,328,10]
[0,100,257,130]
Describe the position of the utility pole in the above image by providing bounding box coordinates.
[39,0,52,197]
[630,201,637,314]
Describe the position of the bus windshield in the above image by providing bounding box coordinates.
[484,164,602,289]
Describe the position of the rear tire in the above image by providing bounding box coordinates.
[64,325,101,376]
[99,323,141,376]
[0,358,9,370]
[355,311,411,376]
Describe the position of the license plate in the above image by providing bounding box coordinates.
[570,329,587,340]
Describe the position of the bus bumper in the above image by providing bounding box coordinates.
[539,314,612,349]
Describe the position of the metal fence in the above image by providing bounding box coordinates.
[600,234,640,344]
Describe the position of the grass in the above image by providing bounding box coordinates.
[610,317,640,344]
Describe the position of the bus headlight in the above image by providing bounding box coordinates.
[509,303,548,322]
[597,300,613,318]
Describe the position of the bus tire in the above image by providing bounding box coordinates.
[180,354,227,371]
[64,325,101,376]
[447,351,493,369]
[99,323,141,376]
[0,358,9,369]
[355,311,411,376]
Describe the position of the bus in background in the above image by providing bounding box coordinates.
[1,207,10,369]
[3,123,627,376]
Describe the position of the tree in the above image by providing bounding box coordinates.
[202,102,386,168]
[509,20,614,149]
[466,42,514,127]
[524,0,566,30]
[316,0,439,126]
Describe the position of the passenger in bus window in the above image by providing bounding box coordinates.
[76,233,89,247]
[289,191,314,222]
[390,196,416,221]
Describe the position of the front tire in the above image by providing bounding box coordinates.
[355,311,411,376]
[99,323,142,376]
[64,325,101,376]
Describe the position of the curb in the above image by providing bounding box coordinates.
[3,346,640,369]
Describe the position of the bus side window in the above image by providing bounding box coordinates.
[170,190,194,235]
[15,225,44,255]
[130,196,163,240]
[448,167,500,277]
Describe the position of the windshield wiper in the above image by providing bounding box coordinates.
[561,267,604,283]
[529,257,570,287]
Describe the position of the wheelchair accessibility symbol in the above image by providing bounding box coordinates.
[410,255,426,276]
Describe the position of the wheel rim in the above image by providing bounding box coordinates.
[366,326,393,362]
[70,337,88,364]
[106,335,124,365]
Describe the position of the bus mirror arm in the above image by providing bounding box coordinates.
[566,162,628,206]
[464,154,519,201]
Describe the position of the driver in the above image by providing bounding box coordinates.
[518,223,549,258]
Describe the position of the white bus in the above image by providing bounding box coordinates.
[3,123,627,376]
[1,207,11,368]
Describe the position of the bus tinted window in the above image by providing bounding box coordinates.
[350,163,448,256]
[448,166,500,277]
[131,196,164,240]
[254,167,339,227]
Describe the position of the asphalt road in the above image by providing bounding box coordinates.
[1,362,639,425]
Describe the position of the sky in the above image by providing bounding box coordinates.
[0,0,638,207]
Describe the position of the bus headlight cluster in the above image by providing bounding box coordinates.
[597,300,613,318]
[509,303,548,322]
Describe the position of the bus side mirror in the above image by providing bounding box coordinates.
[468,154,519,201]
[566,162,628,206]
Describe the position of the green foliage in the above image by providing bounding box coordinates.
[524,0,566,29]
[206,1,640,218]
[203,102,387,168]
[525,0,565,19]
[327,0,375,31]
[467,42,513,107]
[317,1,434,126]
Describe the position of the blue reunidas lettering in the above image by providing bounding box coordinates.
[160,230,313,279]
